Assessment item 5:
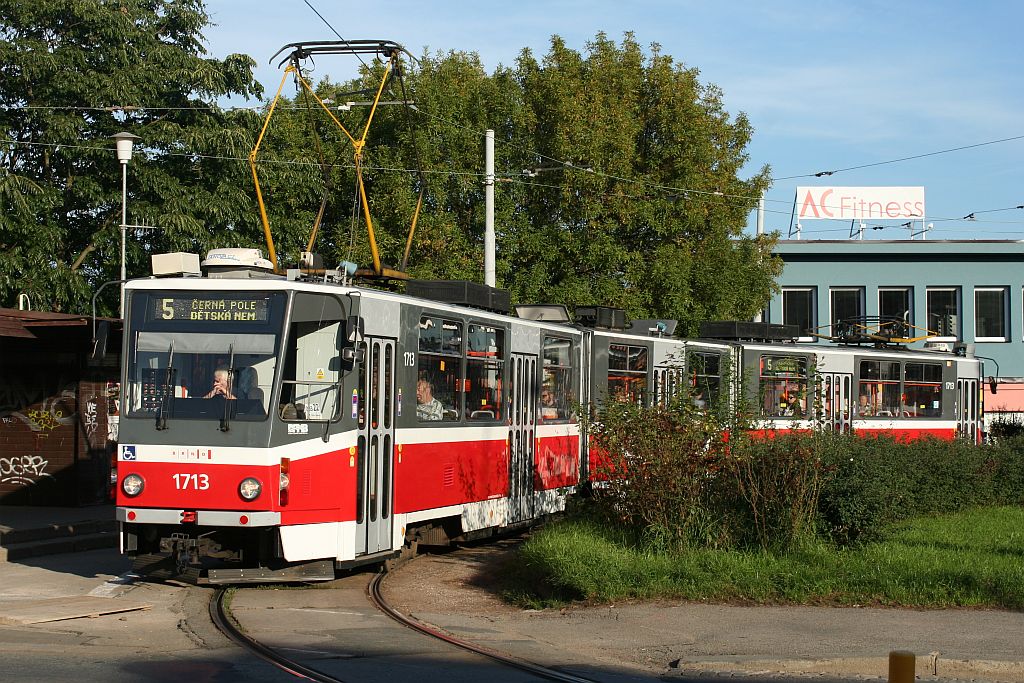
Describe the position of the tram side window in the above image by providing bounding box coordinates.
[417,316,462,421]
[759,355,807,418]
[280,294,344,422]
[466,323,504,421]
[608,343,648,404]
[856,360,901,418]
[904,362,942,418]
[542,336,573,421]
[688,351,722,409]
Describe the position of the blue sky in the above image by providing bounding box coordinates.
[203,0,1023,240]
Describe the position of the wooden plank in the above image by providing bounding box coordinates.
[0,596,151,625]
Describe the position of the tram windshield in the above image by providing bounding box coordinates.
[124,291,286,423]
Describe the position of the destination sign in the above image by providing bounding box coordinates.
[152,296,270,323]
[760,355,806,378]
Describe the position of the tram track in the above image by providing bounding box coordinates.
[210,562,603,683]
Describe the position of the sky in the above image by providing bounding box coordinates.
[202,0,1023,241]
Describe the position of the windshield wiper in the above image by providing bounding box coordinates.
[155,341,175,430]
[219,343,235,432]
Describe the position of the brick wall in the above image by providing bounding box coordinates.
[0,351,118,506]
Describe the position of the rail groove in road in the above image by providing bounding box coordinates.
[210,567,602,683]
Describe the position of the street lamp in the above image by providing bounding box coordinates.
[111,132,140,318]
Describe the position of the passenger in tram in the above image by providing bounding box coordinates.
[416,374,444,421]
[203,367,236,400]
[540,386,560,420]
[236,367,264,402]
[854,393,873,418]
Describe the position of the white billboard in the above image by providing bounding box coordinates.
[796,186,925,221]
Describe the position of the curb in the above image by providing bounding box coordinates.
[668,655,1024,682]
[0,532,117,563]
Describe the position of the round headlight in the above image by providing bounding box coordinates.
[239,477,262,501]
[279,472,290,490]
[122,473,144,497]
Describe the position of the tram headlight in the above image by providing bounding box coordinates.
[121,473,144,497]
[238,477,262,501]
[279,472,290,490]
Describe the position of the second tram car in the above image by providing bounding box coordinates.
[112,251,984,582]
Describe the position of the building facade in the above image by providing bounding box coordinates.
[766,240,1024,415]
[0,309,121,506]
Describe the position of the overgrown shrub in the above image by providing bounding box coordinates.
[588,399,736,550]
[727,431,828,550]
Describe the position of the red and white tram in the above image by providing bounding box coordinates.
[113,252,984,582]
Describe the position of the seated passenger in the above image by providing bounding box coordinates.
[854,394,874,418]
[203,367,236,400]
[416,375,444,421]
[236,367,264,402]
[540,387,560,420]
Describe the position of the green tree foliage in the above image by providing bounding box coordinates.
[0,0,262,313]
[261,33,780,328]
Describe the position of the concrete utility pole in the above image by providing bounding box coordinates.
[112,131,140,319]
[484,129,495,287]
[756,194,765,235]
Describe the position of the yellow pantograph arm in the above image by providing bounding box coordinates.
[249,66,298,273]
[359,55,395,146]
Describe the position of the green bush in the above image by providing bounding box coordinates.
[726,431,828,550]
[817,432,1024,545]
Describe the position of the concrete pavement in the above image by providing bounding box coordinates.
[1,506,1023,682]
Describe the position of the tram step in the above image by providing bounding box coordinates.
[0,531,117,563]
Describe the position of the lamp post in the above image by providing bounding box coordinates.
[111,132,140,318]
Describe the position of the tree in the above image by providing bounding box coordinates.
[259,35,780,328]
[505,33,779,330]
[0,0,262,313]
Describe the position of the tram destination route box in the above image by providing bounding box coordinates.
[151,295,271,323]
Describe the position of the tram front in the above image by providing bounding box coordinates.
[114,275,357,582]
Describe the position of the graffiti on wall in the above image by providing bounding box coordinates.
[0,377,77,433]
[0,454,54,486]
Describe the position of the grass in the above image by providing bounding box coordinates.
[503,506,1024,610]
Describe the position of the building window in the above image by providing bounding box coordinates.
[879,287,913,334]
[782,288,816,340]
[975,288,1008,342]
[830,287,864,332]
[926,287,960,340]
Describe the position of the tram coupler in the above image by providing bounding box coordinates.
[161,532,200,572]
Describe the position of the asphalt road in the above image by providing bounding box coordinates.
[2,544,1024,682]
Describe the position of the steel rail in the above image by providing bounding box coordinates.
[210,587,347,683]
[367,569,600,683]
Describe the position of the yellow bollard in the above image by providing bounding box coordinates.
[889,650,916,683]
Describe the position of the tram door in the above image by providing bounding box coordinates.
[508,354,536,524]
[820,373,852,432]
[957,377,979,443]
[356,337,396,555]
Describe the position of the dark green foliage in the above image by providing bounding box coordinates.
[241,34,782,327]
[0,0,262,313]
[728,431,828,550]
[817,433,1024,545]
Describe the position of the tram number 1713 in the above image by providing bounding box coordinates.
[173,473,210,490]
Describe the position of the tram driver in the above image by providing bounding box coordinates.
[203,367,236,400]
[416,374,444,421]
